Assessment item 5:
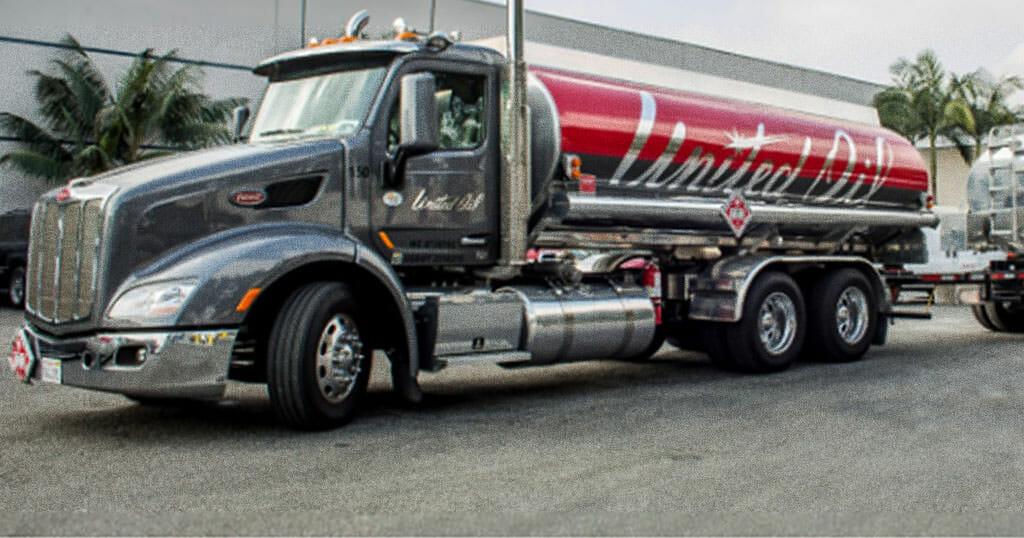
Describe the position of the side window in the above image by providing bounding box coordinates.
[435,73,485,150]
[387,71,486,154]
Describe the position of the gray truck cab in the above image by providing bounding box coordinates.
[14,38,514,424]
[253,40,505,267]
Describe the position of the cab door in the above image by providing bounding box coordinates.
[369,61,500,267]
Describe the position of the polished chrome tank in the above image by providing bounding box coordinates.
[966,128,1024,251]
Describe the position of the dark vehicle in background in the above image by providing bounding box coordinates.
[0,209,29,308]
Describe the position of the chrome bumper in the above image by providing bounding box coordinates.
[20,324,238,399]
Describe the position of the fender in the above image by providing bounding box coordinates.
[107,222,422,402]
[688,255,888,323]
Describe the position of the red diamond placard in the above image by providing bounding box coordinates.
[721,192,752,238]
[9,331,34,383]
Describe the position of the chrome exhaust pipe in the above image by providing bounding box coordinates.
[500,0,530,266]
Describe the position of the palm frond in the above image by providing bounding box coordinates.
[0,112,72,161]
[943,98,976,136]
[0,148,68,181]
[2,33,244,179]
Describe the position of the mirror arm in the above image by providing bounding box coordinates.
[383,148,409,188]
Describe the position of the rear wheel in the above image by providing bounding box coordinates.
[804,269,878,362]
[981,302,1024,333]
[267,282,372,430]
[7,265,25,307]
[705,272,805,374]
[972,304,997,331]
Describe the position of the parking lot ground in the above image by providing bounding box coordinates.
[1,305,1023,536]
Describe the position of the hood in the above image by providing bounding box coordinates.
[87,139,344,193]
[97,139,347,314]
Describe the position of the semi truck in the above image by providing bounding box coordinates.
[8,3,939,429]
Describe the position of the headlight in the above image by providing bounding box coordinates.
[107,281,198,324]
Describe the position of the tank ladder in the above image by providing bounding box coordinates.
[984,125,1024,248]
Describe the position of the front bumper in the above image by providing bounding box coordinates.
[15,324,238,399]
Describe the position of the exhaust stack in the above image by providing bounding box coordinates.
[500,0,530,267]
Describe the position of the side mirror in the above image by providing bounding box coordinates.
[232,105,251,142]
[385,73,438,186]
[399,73,439,153]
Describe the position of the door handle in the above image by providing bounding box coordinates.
[460,236,488,247]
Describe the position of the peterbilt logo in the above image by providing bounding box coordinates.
[411,190,484,212]
[229,190,267,207]
[55,188,72,202]
[608,90,895,205]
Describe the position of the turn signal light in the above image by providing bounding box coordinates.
[235,288,262,313]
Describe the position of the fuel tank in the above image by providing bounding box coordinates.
[527,67,929,212]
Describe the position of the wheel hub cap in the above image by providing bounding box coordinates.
[315,314,364,403]
[758,292,798,356]
[836,287,869,345]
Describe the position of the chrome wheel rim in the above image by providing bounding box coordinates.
[758,292,798,355]
[836,286,869,345]
[315,314,364,404]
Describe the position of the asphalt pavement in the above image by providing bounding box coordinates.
[1,305,1023,536]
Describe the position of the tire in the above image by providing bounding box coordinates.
[972,304,998,331]
[707,272,806,374]
[982,302,1024,333]
[267,282,372,430]
[804,268,878,363]
[7,265,25,308]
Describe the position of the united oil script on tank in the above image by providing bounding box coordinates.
[534,68,928,209]
[605,90,895,205]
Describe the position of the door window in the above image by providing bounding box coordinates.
[388,72,486,154]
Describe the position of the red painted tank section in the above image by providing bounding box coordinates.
[532,67,929,205]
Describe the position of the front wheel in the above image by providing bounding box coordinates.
[267,282,372,430]
[7,265,25,307]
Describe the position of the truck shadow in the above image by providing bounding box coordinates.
[32,350,728,439]
[26,327,1002,442]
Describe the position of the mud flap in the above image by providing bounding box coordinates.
[873,314,889,346]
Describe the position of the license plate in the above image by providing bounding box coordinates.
[39,358,62,385]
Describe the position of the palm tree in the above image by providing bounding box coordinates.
[0,35,245,183]
[950,70,1024,160]
[874,50,976,197]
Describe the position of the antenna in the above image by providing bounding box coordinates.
[428,0,437,33]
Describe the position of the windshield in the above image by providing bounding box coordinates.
[250,66,387,142]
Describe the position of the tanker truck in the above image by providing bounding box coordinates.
[8,3,937,429]
[914,125,1024,331]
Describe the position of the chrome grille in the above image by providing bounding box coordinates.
[26,184,115,324]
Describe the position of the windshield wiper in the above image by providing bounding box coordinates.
[257,128,306,137]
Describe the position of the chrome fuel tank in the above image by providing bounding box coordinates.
[499,283,656,363]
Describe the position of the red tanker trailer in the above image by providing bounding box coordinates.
[10,3,939,430]
[534,67,927,208]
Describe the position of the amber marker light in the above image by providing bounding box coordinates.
[236,288,262,313]
[378,231,396,250]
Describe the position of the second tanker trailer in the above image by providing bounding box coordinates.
[9,3,936,429]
